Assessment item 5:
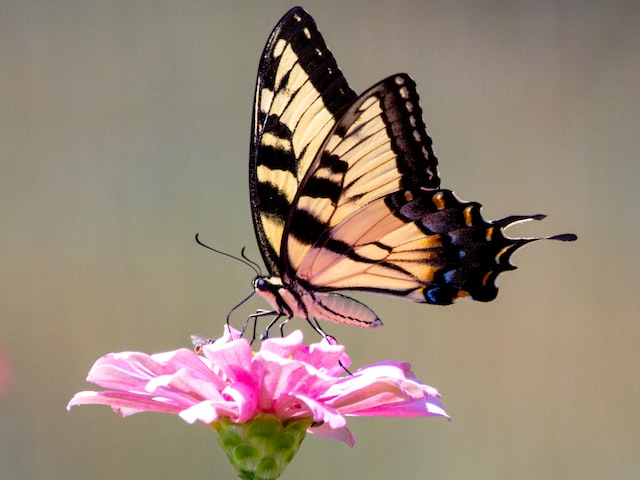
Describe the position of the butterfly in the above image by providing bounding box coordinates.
[245,6,576,331]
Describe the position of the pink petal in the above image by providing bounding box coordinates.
[308,422,355,447]
[201,338,253,384]
[222,382,258,423]
[355,396,449,419]
[256,330,305,360]
[67,390,184,416]
[322,361,449,419]
[146,369,221,406]
[291,394,346,430]
[292,339,347,372]
[179,399,237,424]
[87,349,220,391]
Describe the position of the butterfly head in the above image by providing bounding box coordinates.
[252,275,283,292]
[252,275,303,321]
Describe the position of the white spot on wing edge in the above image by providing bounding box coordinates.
[260,88,274,114]
[273,38,287,58]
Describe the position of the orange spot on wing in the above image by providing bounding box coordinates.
[463,206,473,226]
[485,227,494,241]
[432,192,445,210]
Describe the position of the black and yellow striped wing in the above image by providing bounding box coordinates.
[248,7,576,326]
[249,7,357,277]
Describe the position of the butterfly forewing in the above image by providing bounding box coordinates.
[250,7,357,276]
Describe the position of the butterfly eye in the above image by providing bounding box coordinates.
[254,277,270,292]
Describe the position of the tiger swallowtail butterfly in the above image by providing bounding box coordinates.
[244,7,576,330]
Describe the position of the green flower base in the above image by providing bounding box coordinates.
[213,415,311,480]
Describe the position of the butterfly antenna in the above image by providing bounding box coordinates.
[240,247,263,276]
[195,233,261,276]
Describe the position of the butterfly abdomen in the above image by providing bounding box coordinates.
[253,275,382,328]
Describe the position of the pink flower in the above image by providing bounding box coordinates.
[68,327,448,447]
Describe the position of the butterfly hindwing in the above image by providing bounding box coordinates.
[295,186,541,305]
[250,7,357,276]
[283,74,562,306]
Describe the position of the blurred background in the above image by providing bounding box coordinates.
[2,1,638,479]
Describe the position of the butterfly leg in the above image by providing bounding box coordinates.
[303,316,330,339]
[242,309,275,334]
[261,312,284,340]
[277,316,295,337]
[244,309,277,344]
